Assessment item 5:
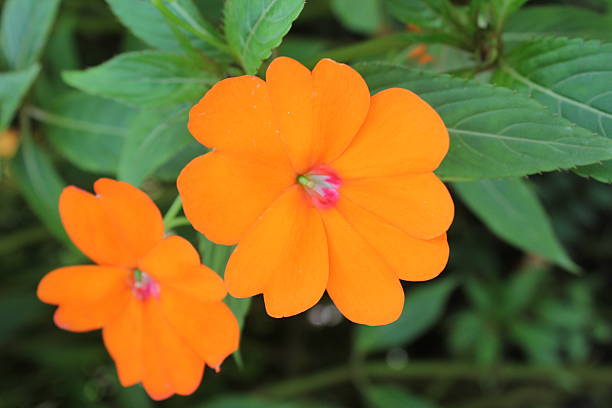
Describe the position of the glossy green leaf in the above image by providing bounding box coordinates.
[505,7,612,44]
[63,51,217,107]
[40,92,134,174]
[357,62,612,181]
[118,105,192,186]
[106,0,188,51]
[453,178,577,272]
[355,278,456,354]
[0,0,61,69]
[497,38,612,182]
[331,0,383,35]
[11,134,68,243]
[225,0,305,74]
[365,385,439,408]
[0,64,40,130]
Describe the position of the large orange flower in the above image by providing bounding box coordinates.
[37,179,239,400]
[178,57,454,326]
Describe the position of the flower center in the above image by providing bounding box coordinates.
[131,269,160,300]
[297,166,342,209]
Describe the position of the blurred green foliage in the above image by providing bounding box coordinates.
[1,0,612,407]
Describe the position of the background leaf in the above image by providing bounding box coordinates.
[0,64,40,130]
[0,0,61,69]
[63,51,217,107]
[330,0,384,35]
[384,0,445,29]
[453,178,577,272]
[504,6,612,44]
[355,278,456,355]
[40,92,134,174]
[497,37,612,181]
[118,105,192,186]
[224,0,305,74]
[357,62,612,181]
[10,134,67,243]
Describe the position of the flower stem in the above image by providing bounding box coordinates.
[162,195,183,229]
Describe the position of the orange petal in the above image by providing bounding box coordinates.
[341,173,454,240]
[225,186,328,317]
[161,287,239,369]
[337,198,449,281]
[321,208,404,326]
[188,75,289,165]
[333,88,449,178]
[178,151,295,245]
[38,265,129,305]
[53,295,128,332]
[38,265,131,332]
[141,299,204,400]
[266,57,317,173]
[138,235,226,301]
[312,59,370,164]
[59,179,164,268]
[103,297,144,387]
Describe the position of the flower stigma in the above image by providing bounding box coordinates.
[297,166,342,209]
[131,269,160,300]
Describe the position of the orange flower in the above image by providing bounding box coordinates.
[178,57,454,326]
[37,179,239,400]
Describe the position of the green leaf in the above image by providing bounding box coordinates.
[504,266,548,315]
[118,105,192,186]
[504,7,612,44]
[355,278,456,355]
[63,51,217,107]
[39,92,134,174]
[154,139,207,181]
[0,0,61,69]
[356,62,612,181]
[0,64,40,130]
[510,321,560,364]
[365,385,439,408]
[106,0,178,51]
[497,38,612,182]
[106,0,224,56]
[331,0,383,35]
[453,178,577,272]
[491,0,528,26]
[384,0,445,29]
[11,134,68,243]
[225,0,305,74]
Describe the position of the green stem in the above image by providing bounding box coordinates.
[150,0,230,55]
[163,195,183,229]
[165,217,191,230]
[255,360,612,399]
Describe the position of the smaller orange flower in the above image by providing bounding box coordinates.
[37,179,239,400]
[406,25,434,65]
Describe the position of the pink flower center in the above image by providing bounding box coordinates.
[131,270,160,301]
[297,166,342,209]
